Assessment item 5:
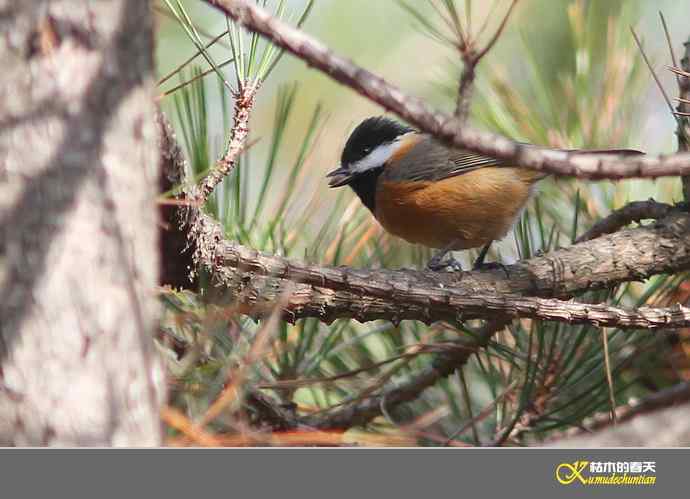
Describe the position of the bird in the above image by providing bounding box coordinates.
[327,116,642,271]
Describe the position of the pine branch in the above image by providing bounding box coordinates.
[553,400,690,446]
[455,0,519,121]
[204,0,690,180]
[195,81,258,204]
[575,200,674,243]
[301,317,512,430]
[677,37,690,198]
[189,206,690,329]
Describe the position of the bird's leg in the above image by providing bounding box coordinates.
[426,243,463,271]
[472,241,510,278]
[472,242,492,269]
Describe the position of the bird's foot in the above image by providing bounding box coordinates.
[427,256,464,272]
[473,260,510,278]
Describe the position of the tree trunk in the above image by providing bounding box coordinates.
[0,0,164,445]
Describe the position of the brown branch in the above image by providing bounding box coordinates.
[204,0,690,180]
[157,29,231,86]
[158,57,235,99]
[677,37,690,199]
[195,81,258,204]
[454,0,519,121]
[301,317,511,430]
[571,380,690,436]
[575,200,674,243]
[157,111,198,290]
[552,400,690,447]
[189,206,690,329]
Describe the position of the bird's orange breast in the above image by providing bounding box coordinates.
[375,167,538,249]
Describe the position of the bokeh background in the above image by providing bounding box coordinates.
[156,1,690,446]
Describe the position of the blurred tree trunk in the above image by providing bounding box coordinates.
[0,1,164,445]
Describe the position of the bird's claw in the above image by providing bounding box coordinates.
[473,261,510,278]
[427,256,464,272]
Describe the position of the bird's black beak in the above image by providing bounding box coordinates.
[326,166,352,188]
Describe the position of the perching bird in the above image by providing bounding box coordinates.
[327,116,641,271]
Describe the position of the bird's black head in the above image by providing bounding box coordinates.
[327,117,413,188]
[340,116,413,171]
[326,117,413,213]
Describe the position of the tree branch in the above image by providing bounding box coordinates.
[301,317,512,430]
[553,400,690,447]
[571,380,690,436]
[189,206,690,329]
[575,199,674,243]
[677,37,690,198]
[455,0,519,121]
[205,0,690,180]
[195,82,258,204]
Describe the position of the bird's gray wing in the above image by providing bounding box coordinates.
[382,137,508,182]
[383,137,643,183]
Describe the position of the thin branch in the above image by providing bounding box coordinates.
[583,380,690,433]
[257,351,418,389]
[473,0,518,62]
[630,27,677,121]
[676,36,690,199]
[158,29,231,86]
[669,65,690,78]
[601,328,617,425]
[158,57,235,98]
[575,199,674,243]
[445,380,519,445]
[195,81,258,204]
[204,0,690,180]
[552,400,690,447]
[155,5,232,49]
[455,0,518,121]
[659,12,681,87]
[300,317,511,430]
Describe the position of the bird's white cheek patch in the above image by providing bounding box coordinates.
[351,141,401,174]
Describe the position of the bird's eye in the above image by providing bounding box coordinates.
[363,147,371,154]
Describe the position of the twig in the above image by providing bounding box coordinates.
[583,380,690,433]
[161,406,221,446]
[445,380,519,445]
[659,12,681,87]
[158,29,231,86]
[155,5,232,50]
[473,0,518,62]
[575,199,674,243]
[676,37,690,199]
[630,27,677,121]
[457,368,480,444]
[195,81,258,204]
[257,351,419,389]
[551,400,690,447]
[300,317,511,430]
[159,57,235,98]
[204,0,690,180]
[455,0,518,121]
[601,328,617,425]
[670,66,690,78]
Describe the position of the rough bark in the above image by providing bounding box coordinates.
[678,37,690,199]
[0,1,164,445]
[191,207,690,326]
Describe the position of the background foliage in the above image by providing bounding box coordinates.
[155,0,690,446]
